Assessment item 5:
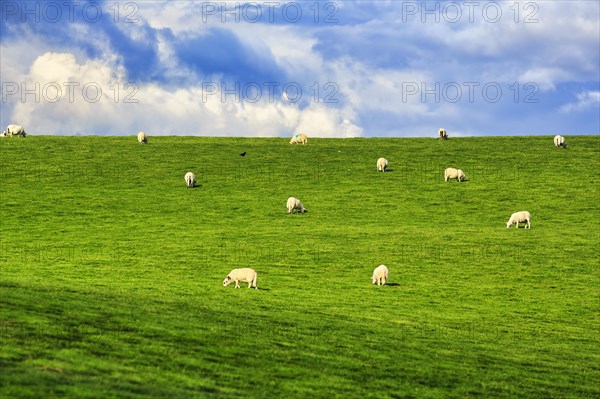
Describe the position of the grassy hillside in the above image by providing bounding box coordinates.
[1,135,598,398]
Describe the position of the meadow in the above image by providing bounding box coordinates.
[1,135,598,398]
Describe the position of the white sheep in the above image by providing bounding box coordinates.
[372,264,389,286]
[438,128,448,140]
[553,135,567,148]
[2,124,26,137]
[184,172,196,188]
[289,133,308,145]
[137,131,147,144]
[377,157,388,172]
[286,197,307,214]
[506,211,531,229]
[444,167,466,182]
[223,268,258,289]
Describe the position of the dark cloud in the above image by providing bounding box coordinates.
[174,27,285,85]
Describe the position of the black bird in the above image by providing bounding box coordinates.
[240,152,246,156]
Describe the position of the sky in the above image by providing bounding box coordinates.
[1,0,599,137]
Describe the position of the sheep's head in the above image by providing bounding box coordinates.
[223,276,232,286]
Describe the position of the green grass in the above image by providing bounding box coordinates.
[1,135,598,398]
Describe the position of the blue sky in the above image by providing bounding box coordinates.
[1,0,599,137]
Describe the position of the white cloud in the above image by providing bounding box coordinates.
[295,103,362,138]
[5,51,362,136]
[399,1,599,87]
[329,57,431,115]
[517,67,572,92]
[139,1,207,35]
[560,91,600,113]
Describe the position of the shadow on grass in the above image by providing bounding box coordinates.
[385,282,400,287]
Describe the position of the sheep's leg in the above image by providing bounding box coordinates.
[235,281,240,288]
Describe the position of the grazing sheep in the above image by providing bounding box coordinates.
[137,131,147,144]
[444,167,466,182]
[554,135,567,148]
[372,264,389,286]
[2,124,26,137]
[223,268,258,289]
[286,197,307,214]
[290,133,308,145]
[438,128,448,140]
[184,171,196,188]
[506,211,531,229]
[377,157,388,172]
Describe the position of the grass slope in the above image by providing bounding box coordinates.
[1,136,599,399]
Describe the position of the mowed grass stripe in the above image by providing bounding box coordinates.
[1,135,598,398]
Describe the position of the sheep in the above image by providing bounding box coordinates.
[184,171,196,188]
[137,131,147,144]
[506,211,531,229]
[223,268,258,289]
[286,197,307,214]
[438,128,448,140]
[554,135,567,148]
[444,167,466,182]
[289,133,308,145]
[372,264,389,286]
[2,124,26,137]
[377,157,388,172]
